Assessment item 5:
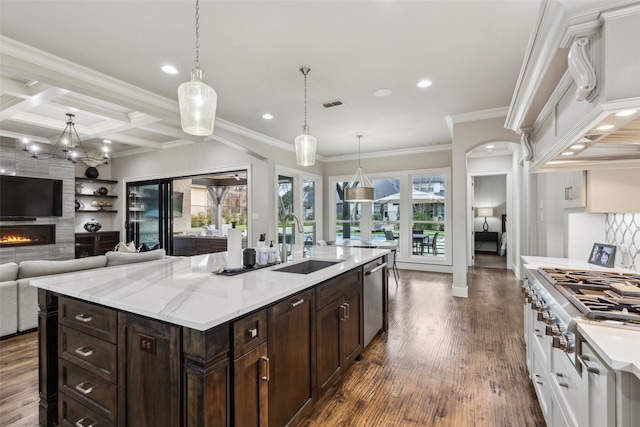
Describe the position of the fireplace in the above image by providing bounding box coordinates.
[0,224,56,247]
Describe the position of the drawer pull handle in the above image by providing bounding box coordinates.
[75,313,93,323]
[75,418,97,427]
[75,346,94,357]
[577,354,601,374]
[75,381,95,395]
[289,298,304,308]
[261,356,270,382]
[553,372,569,388]
[247,328,258,338]
[534,374,543,385]
[533,329,543,338]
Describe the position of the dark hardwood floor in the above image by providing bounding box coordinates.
[0,268,543,427]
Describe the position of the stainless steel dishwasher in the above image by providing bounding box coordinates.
[363,259,387,348]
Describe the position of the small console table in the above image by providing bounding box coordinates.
[474,231,499,254]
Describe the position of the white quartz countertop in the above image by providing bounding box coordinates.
[578,322,640,380]
[521,256,637,274]
[30,246,389,331]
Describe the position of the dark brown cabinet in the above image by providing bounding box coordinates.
[117,312,181,426]
[267,289,315,427]
[316,270,363,398]
[233,310,268,427]
[75,231,120,258]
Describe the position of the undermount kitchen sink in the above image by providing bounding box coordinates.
[273,259,342,274]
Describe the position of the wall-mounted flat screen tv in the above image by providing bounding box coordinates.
[0,175,63,218]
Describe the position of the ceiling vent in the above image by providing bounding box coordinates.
[584,133,604,141]
[322,99,344,108]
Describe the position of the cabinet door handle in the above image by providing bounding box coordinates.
[75,381,95,395]
[289,298,305,308]
[534,374,543,385]
[533,328,543,338]
[75,418,97,427]
[247,328,258,338]
[74,313,93,323]
[345,302,350,319]
[339,303,347,321]
[260,356,270,382]
[577,354,601,374]
[553,372,569,388]
[74,346,94,357]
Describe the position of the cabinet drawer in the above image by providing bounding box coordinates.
[550,348,581,427]
[59,325,117,383]
[316,268,361,309]
[59,359,118,423]
[59,392,115,427]
[233,309,267,358]
[59,296,117,343]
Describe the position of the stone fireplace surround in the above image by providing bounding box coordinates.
[0,138,76,264]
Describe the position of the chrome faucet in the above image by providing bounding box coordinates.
[281,213,304,263]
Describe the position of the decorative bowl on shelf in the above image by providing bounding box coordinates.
[84,219,102,233]
[96,187,109,195]
[85,167,99,179]
[75,199,80,210]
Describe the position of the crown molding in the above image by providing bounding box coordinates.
[326,143,452,163]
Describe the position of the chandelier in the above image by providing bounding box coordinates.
[178,0,217,136]
[22,113,109,167]
[345,135,374,202]
[295,67,317,166]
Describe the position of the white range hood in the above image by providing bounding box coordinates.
[506,0,640,171]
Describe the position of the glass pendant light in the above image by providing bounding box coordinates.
[345,135,375,202]
[178,0,217,136]
[295,67,317,166]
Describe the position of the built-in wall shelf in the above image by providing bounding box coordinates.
[76,194,118,199]
[75,177,118,184]
[76,209,118,213]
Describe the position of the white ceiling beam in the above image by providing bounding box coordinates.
[0,86,69,121]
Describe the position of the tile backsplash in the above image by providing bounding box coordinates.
[605,213,639,271]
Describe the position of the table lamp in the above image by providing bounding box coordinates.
[477,208,494,231]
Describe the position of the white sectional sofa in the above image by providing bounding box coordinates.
[0,249,166,338]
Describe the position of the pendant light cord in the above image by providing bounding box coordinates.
[357,134,363,167]
[300,67,311,133]
[194,0,201,68]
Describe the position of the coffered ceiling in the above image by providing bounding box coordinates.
[2,1,552,161]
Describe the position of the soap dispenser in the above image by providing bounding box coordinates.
[257,234,268,266]
[267,240,277,265]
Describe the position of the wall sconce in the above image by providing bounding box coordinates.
[477,207,494,231]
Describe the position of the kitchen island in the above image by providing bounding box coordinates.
[32,246,389,426]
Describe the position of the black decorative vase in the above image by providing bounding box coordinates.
[84,218,102,233]
[85,167,99,179]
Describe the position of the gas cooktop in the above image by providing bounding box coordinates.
[538,267,640,323]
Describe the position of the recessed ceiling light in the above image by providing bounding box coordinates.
[103,139,112,144]
[262,113,273,120]
[26,80,39,87]
[615,110,637,117]
[596,124,615,130]
[570,143,585,150]
[161,65,179,75]
[486,144,495,149]
[561,151,574,156]
[374,88,392,97]
[417,80,432,88]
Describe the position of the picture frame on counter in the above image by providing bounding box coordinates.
[588,243,616,268]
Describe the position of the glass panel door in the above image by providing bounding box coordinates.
[126,180,172,251]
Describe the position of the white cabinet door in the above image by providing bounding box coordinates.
[563,171,586,209]
[580,341,616,427]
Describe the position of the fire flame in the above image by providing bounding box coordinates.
[0,236,33,244]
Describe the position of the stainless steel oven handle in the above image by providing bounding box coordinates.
[366,263,388,275]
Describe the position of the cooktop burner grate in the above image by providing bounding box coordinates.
[538,267,640,323]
